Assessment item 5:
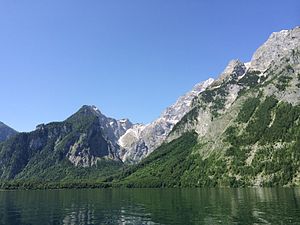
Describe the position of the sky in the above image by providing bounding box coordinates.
[0,0,299,132]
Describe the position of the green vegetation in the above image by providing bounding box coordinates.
[237,70,261,87]
[242,96,278,145]
[115,132,245,188]
[200,85,227,104]
[171,107,199,134]
[211,96,226,118]
[224,97,300,186]
[198,85,228,119]
[0,159,123,190]
[275,75,293,91]
[1,94,300,189]
[236,98,260,123]
[0,180,113,190]
[201,89,216,103]
[0,106,122,182]
[116,132,199,187]
[263,103,300,143]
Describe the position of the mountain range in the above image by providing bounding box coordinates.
[1,26,299,188]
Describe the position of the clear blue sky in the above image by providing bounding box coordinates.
[0,0,299,131]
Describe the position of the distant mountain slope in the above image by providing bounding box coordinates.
[0,122,17,142]
[0,105,132,180]
[117,26,300,187]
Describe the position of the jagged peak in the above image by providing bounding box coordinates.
[250,26,300,71]
[80,105,101,113]
[211,59,246,87]
[191,78,214,92]
[222,59,245,75]
[66,105,103,123]
[119,77,214,162]
[76,106,134,129]
[118,118,133,127]
[209,27,300,88]
[161,78,214,119]
[76,105,103,117]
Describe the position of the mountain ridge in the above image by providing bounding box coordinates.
[0,121,17,142]
[118,78,214,163]
[0,26,299,188]
[117,26,300,187]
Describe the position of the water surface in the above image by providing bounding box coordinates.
[0,188,299,224]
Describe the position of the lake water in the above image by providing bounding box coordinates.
[0,188,299,225]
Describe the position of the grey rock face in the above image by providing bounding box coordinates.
[162,27,300,186]
[167,26,300,148]
[65,105,134,166]
[95,108,133,143]
[211,60,246,87]
[118,78,214,163]
[251,26,300,71]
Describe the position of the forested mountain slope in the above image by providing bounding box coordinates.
[117,27,300,187]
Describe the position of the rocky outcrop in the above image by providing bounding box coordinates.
[0,105,135,179]
[119,26,300,188]
[169,26,300,142]
[118,78,214,163]
[119,26,300,163]
[64,105,134,166]
[211,60,246,87]
[250,26,300,71]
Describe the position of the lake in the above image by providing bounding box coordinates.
[0,188,299,224]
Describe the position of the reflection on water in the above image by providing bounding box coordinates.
[0,188,299,225]
[62,204,95,225]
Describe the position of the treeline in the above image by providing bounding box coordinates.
[0,180,112,190]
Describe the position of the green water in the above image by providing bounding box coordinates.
[0,188,299,225]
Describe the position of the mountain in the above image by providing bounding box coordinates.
[118,78,214,163]
[1,26,299,188]
[0,105,133,180]
[0,122,17,142]
[0,77,216,181]
[117,26,300,187]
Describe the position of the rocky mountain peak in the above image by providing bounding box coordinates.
[118,118,133,130]
[193,78,215,92]
[223,59,246,76]
[78,105,102,116]
[211,59,246,87]
[118,78,214,163]
[161,78,214,122]
[250,26,300,71]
